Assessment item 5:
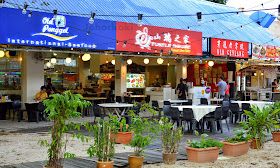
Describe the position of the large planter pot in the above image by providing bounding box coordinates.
[251,139,261,149]
[96,161,114,168]
[115,131,132,144]
[272,132,280,142]
[221,140,251,157]
[162,152,178,165]
[185,146,220,163]
[128,155,144,168]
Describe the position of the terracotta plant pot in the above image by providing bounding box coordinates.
[128,155,144,168]
[96,161,114,168]
[115,131,132,144]
[272,132,280,142]
[221,140,251,157]
[185,146,220,163]
[251,139,261,149]
[162,152,178,165]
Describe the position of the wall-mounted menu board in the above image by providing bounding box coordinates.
[126,74,146,88]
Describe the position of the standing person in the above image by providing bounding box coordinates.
[176,78,184,98]
[46,78,56,96]
[215,76,227,99]
[225,79,230,99]
[110,76,115,94]
[36,86,48,101]
[179,79,188,100]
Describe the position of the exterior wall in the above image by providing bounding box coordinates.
[115,56,127,96]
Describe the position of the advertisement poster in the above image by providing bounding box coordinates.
[116,22,202,55]
[252,43,280,60]
[126,74,146,88]
[211,38,249,58]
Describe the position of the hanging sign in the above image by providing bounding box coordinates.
[252,43,280,60]
[116,22,202,55]
[211,38,249,58]
[0,8,116,50]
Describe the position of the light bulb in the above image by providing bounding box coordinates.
[22,9,27,15]
[127,59,133,65]
[82,53,91,61]
[0,50,5,57]
[65,57,72,64]
[106,60,109,63]
[111,60,115,65]
[51,57,57,64]
[208,61,214,67]
[168,63,170,66]
[138,20,143,27]
[143,58,149,64]
[199,59,202,64]
[89,17,94,24]
[46,62,51,67]
[157,58,164,64]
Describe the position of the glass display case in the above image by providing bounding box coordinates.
[0,56,21,90]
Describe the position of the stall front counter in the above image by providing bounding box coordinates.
[188,87,211,105]
[146,87,176,108]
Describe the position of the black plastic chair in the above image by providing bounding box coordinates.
[229,103,240,123]
[182,99,192,105]
[241,103,251,121]
[203,107,223,134]
[12,100,22,122]
[221,105,230,131]
[93,105,109,124]
[116,96,122,103]
[152,100,161,119]
[222,101,230,107]
[170,107,183,127]
[145,95,150,104]
[163,105,171,119]
[200,98,208,105]
[182,108,197,134]
[164,101,171,105]
[124,96,132,104]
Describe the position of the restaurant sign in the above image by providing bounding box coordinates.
[252,43,280,61]
[0,7,116,50]
[116,22,202,55]
[211,38,249,58]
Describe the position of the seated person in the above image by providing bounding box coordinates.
[36,86,48,101]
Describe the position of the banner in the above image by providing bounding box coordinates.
[0,8,116,50]
[211,38,249,58]
[252,43,280,60]
[116,22,202,55]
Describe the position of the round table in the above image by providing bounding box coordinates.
[232,101,274,110]
[172,105,219,121]
[98,103,134,118]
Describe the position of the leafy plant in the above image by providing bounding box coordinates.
[109,115,130,133]
[225,130,250,143]
[128,103,159,157]
[40,91,91,167]
[188,131,224,148]
[87,119,115,162]
[269,101,280,132]
[238,105,279,149]
[159,117,183,153]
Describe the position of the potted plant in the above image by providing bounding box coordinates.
[110,115,132,144]
[221,130,251,157]
[128,103,158,168]
[159,117,183,165]
[87,119,115,168]
[40,91,91,168]
[270,101,280,142]
[239,105,279,149]
[185,132,224,163]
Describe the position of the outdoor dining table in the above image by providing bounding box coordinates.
[232,101,274,110]
[98,103,134,118]
[83,97,107,116]
[172,105,219,121]
[158,100,189,104]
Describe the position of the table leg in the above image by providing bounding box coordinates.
[115,108,121,118]
[104,107,107,115]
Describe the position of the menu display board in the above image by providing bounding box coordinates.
[252,43,280,60]
[126,74,146,88]
[211,38,249,58]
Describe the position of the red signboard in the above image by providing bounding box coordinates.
[211,38,249,58]
[116,22,202,55]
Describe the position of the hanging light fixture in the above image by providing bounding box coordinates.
[127,59,133,65]
[167,61,170,66]
[0,50,5,57]
[138,14,143,27]
[82,53,91,61]
[22,4,28,15]
[197,12,202,22]
[143,58,149,64]
[51,57,57,64]
[46,62,52,67]
[28,11,32,18]
[53,10,58,19]
[157,58,164,64]
[123,41,127,48]
[111,59,115,65]
[208,60,214,67]
[65,57,72,64]
[87,31,90,35]
[199,59,202,64]
[89,12,96,24]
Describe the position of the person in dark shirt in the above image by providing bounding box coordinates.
[110,76,115,93]
[46,78,56,96]
[176,78,184,98]
[179,79,188,100]
[272,79,277,92]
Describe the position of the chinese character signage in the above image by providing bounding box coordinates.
[211,38,249,58]
[0,8,116,50]
[116,22,202,55]
[252,43,280,60]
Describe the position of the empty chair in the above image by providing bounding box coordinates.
[203,107,223,134]
[163,105,171,119]
[182,99,192,105]
[182,108,197,134]
[145,95,151,104]
[124,96,132,104]
[12,100,22,122]
[221,105,230,131]
[229,103,240,123]
[152,100,161,119]
[93,105,109,124]
[170,107,183,127]
[241,103,251,121]
[200,98,208,105]
[116,96,122,103]
[164,101,171,105]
